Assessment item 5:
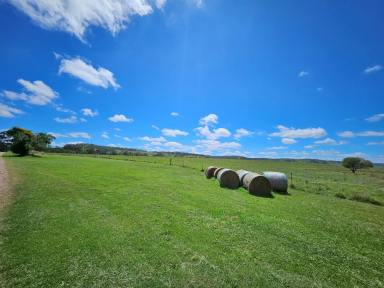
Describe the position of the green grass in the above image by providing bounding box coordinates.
[1,154,384,287]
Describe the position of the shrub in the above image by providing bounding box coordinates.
[335,192,346,199]
[349,194,382,206]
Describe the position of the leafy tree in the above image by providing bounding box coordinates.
[33,133,56,152]
[342,157,373,174]
[0,127,55,156]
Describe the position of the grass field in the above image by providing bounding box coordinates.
[1,154,384,287]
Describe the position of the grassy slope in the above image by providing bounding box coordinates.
[1,154,384,287]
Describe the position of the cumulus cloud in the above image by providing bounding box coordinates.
[298,70,309,77]
[108,114,133,123]
[338,130,384,138]
[270,125,327,139]
[59,57,120,89]
[365,113,384,122]
[161,128,188,137]
[364,65,383,74]
[81,108,98,117]
[199,114,218,126]
[2,79,58,105]
[282,138,296,145]
[170,112,179,117]
[234,128,253,139]
[54,115,78,123]
[9,0,154,42]
[0,103,24,118]
[195,126,231,140]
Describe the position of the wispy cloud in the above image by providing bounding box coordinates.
[170,112,179,117]
[59,57,120,89]
[50,132,91,139]
[9,0,153,42]
[367,141,384,146]
[101,132,109,139]
[365,113,384,122]
[234,128,253,139]
[108,114,133,123]
[0,103,24,118]
[364,65,383,74]
[270,125,327,139]
[2,79,58,105]
[282,138,296,145]
[338,130,384,138]
[54,115,78,124]
[298,70,309,77]
[161,128,188,137]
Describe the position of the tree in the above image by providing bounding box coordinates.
[32,133,56,152]
[342,157,373,173]
[0,127,55,156]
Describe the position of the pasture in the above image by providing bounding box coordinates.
[1,154,384,287]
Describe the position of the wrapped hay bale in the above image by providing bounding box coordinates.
[217,169,240,189]
[236,170,251,186]
[205,166,217,179]
[242,173,272,196]
[213,167,224,178]
[262,172,288,193]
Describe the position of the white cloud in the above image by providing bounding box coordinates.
[81,108,98,117]
[199,114,218,126]
[298,70,309,77]
[314,137,337,145]
[338,130,384,138]
[2,79,58,105]
[59,57,120,89]
[161,128,188,137]
[234,128,253,139]
[51,132,91,139]
[196,126,231,140]
[151,125,159,130]
[54,104,76,114]
[282,138,297,144]
[170,112,179,117]
[54,115,78,123]
[0,103,24,118]
[164,141,183,149]
[139,136,166,142]
[304,145,314,149]
[365,113,384,122]
[101,132,109,139]
[193,0,203,8]
[270,125,327,139]
[108,114,133,123]
[266,146,287,150]
[155,0,167,9]
[195,139,241,153]
[9,0,153,42]
[364,65,383,74]
[123,137,131,142]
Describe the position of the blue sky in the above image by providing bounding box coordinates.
[0,0,384,162]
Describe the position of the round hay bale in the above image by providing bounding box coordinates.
[242,173,272,196]
[217,169,240,189]
[236,170,251,186]
[262,172,288,193]
[213,167,224,178]
[205,166,217,179]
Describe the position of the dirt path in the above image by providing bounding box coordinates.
[0,153,10,211]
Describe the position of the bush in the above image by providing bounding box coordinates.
[349,194,382,206]
[335,192,347,199]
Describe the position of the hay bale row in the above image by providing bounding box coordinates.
[217,169,240,189]
[242,173,272,196]
[205,166,217,179]
[262,171,288,193]
[205,166,287,197]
